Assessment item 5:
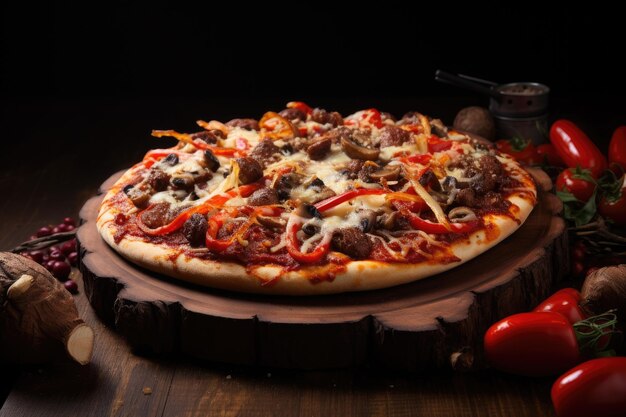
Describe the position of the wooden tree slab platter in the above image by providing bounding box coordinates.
[77,168,567,371]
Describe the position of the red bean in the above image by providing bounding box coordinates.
[36,226,52,237]
[52,261,71,280]
[66,224,75,231]
[49,250,65,261]
[63,279,78,294]
[29,250,45,263]
[45,260,56,271]
[63,217,76,226]
[52,223,69,234]
[60,240,77,255]
[67,252,79,266]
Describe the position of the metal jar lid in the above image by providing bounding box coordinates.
[489,82,550,117]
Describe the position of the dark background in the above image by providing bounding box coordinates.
[1,3,625,173]
[2,3,625,101]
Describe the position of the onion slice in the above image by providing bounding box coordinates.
[404,165,450,229]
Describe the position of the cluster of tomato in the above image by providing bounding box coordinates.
[497,122,626,225]
[485,288,625,417]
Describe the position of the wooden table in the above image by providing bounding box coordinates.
[4,96,613,416]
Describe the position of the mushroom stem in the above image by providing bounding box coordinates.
[7,274,34,300]
[66,324,95,365]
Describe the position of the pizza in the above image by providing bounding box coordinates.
[97,102,537,295]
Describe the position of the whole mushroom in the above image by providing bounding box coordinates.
[453,106,496,140]
[0,252,94,365]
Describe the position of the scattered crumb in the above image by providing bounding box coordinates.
[226,375,232,380]
[143,387,152,395]
[388,385,395,389]
[266,373,272,378]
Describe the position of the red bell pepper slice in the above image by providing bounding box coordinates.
[314,188,387,212]
[287,101,313,115]
[405,154,432,165]
[285,223,330,263]
[344,109,384,129]
[427,135,453,153]
[403,210,477,234]
[259,111,297,140]
[136,183,262,236]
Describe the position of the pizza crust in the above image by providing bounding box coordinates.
[97,177,535,295]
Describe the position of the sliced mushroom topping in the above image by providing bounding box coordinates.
[124,185,151,208]
[307,137,332,160]
[419,170,442,192]
[295,203,322,219]
[377,211,399,230]
[302,222,320,236]
[430,118,448,137]
[170,173,195,190]
[162,153,179,166]
[442,176,471,191]
[309,187,336,204]
[191,169,212,184]
[369,165,401,181]
[340,137,380,161]
[356,209,377,233]
[257,215,286,230]
[274,172,304,201]
[304,177,336,204]
[203,150,220,172]
[448,206,477,223]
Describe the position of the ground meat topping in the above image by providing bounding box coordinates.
[140,202,171,229]
[249,139,280,167]
[331,227,372,259]
[378,125,411,147]
[182,213,208,246]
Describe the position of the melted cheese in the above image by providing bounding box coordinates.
[221,127,261,149]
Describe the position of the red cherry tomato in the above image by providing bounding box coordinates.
[608,126,626,172]
[598,177,626,226]
[549,120,607,178]
[484,312,582,377]
[533,288,587,324]
[551,357,626,417]
[555,168,596,202]
[536,143,565,166]
[495,138,539,165]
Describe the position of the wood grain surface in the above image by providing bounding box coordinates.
[0,98,582,416]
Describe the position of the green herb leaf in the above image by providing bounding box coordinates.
[510,136,530,152]
[556,190,580,203]
[597,170,625,203]
[562,189,598,227]
[572,166,597,184]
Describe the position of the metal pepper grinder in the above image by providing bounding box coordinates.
[435,71,550,145]
[489,82,550,145]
